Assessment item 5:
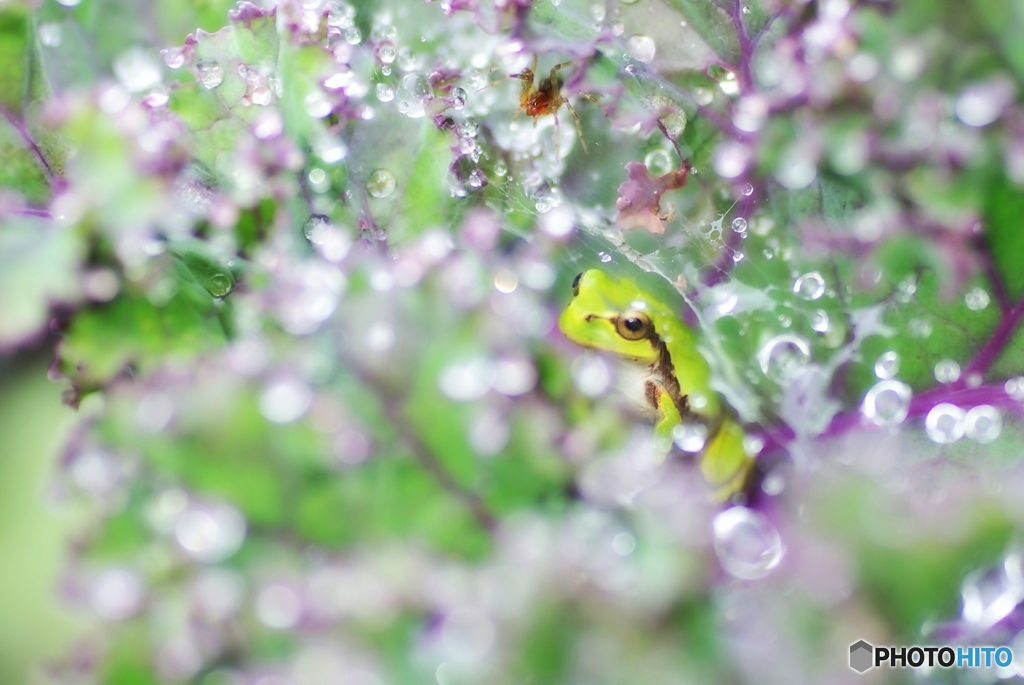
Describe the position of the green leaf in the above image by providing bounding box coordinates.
[57,279,228,391]
[394,125,453,241]
[0,218,83,349]
[984,172,1024,301]
[661,0,739,65]
[846,271,1000,395]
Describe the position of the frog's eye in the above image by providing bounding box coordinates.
[571,272,583,297]
[615,311,652,341]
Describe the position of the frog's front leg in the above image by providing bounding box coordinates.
[648,381,682,455]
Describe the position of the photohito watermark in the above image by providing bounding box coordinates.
[849,640,1013,673]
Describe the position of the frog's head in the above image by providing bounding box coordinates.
[558,269,668,363]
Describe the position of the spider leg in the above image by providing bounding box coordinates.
[474,66,504,93]
[553,108,561,157]
[563,99,589,154]
[549,60,574,79]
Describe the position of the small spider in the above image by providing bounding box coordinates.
[497,55,600,154]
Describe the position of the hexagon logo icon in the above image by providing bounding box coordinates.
[850,640,874,673]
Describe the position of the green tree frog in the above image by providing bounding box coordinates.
[559,269,753,498]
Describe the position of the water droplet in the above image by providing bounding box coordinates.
[743,434,764,457]
[344,26,362,44]
[304,215,351,262]
[276,262,346,334]
[493,358,536,396]
[468,169,487,189]
[440,607,496,662]
[961,554,1024,629]
[571,353,611,397]
[874,351,899,379]
[711,140,750,179]
[956,80,1012,128]
[810,309,829,333]
[793,272,825,300]
[457,136,475,155]
[692,86,713,106]
[307,167,328,192]
[731,217,748,234]
[175,500,246,563]
[861,379,912,426]
[672,422,708,453]
[494,162,507,177]
[775,148,817,189]
[741,183,754,196]
[1006,377,1024,401]
[599,252,613,263]
[909,317,932,338]
[925,403,965,444]
[741,4,750,13]
[934,359,961,384]
[469,410,510,456]
[450,86,467,110]
[376,83,395,102]
[757,334,811,382]
[612,532,636,556]
[142,86,169,108]
[206,272,233,297]
[249,82,272,106]
[626,35,656,64]
[367,169,396,198]
[707,288,738,317]
[55,0,81,6]
[70,447,121,496]
[439,358,494,401]
[191,568,245,623]
[253,110,283,139]
[890,44,926,82]
[304,90,332,118]
[716,69,739,96]
[965,405,1002,443]
[38,21,62,47]
[493,269,517,293]
[260,377,313,424]
[84,268,120,302]
[326,0,356,27]
[89,568,145,620]
[162,46,185,69]
[114,47,162,93]
[378,43,396,64]
[713,507,784,580]
[965,286,990,311]
[256,584,303,629]
[644,148,673,176]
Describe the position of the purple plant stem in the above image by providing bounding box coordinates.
[977,236,1011,313]
[813,383,1024,447]
[0,105,56,184]
[726,0,756,94]
[6,207,52,218]
[964,296,1024,379]
[758,293,1024,454]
